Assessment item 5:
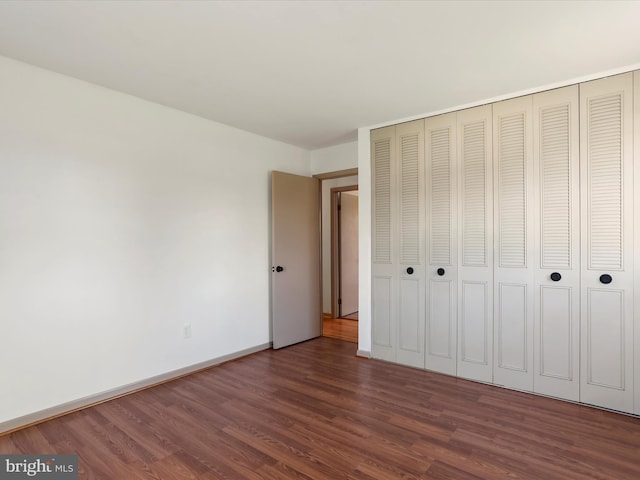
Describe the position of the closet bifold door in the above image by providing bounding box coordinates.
[371,125,396,362]
[532,85,580,402]
[456,105,494,383]
[493,95,535,392]
[580,72,634,414]
[395,119,426,368]
[425,113,457,376]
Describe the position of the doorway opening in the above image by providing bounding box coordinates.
[324,184,359,343]
[315,169,358,344]
[331,187,359,318]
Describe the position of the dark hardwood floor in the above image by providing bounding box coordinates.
[2,337,640,479]
[323,315,358,343]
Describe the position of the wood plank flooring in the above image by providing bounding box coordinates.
[323,316,358,343]
[2,337,640,479]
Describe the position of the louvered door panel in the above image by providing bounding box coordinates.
[533,86,580,402]
[372,135,393,264]
[399,132,420,265]
[588,94,623,270]
[371,126,396,362]
[540,104,572,268]
[429,127,453,266]
[580,73,634,414]
[493,96,534,392]
[425,113,457,375]
[396,120,425,368]
[461,121,488,267]
[498,113,527,268]
[457,105,493,383]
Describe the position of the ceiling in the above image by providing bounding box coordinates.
[0,1,639,150]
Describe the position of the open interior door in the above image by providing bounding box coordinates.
[339,191,359,316]
[271,171,321,349]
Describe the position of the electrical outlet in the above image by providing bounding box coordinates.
[183,324,191,339]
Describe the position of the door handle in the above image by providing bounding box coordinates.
[406,267,414,275]
[437,268,445,276]
[273,266,284,272]
[550,272,561,282]
[599,274,612,284]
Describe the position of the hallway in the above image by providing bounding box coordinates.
[322,314,357,343]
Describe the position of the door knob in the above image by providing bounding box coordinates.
[437,268,445,276]
[275,266,284,272]
[406,267,414,275]
[599,274,612,284]
[550,272,561,282]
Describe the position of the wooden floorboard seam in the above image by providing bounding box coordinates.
[1,337,639,479]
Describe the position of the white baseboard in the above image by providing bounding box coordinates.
[356,349,371,358]
[0,342,272,436]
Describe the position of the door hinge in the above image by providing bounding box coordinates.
[338,298,342,305]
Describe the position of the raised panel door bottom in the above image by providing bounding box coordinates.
[540,285,573,380]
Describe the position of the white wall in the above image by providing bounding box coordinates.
[0,55,310,424]
[310,141,357,174]
[357,129,371,354]
[321,175,358,314]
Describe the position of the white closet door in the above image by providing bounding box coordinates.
[395,119,426,368]
[457,105,493,383]
[425,112,457,375]
[580,73,634,414]
[532,86,580,401]
[371,125,396,362]
[493,96,535,392]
